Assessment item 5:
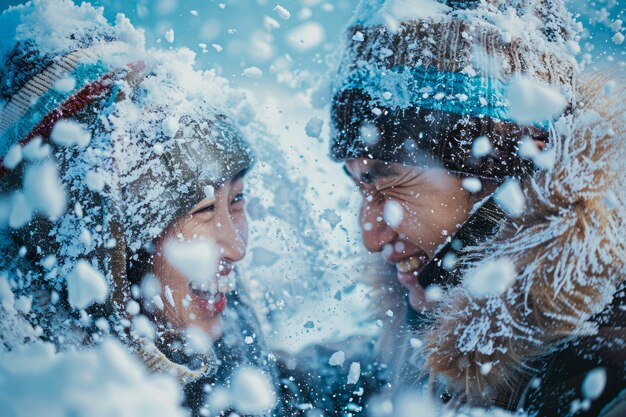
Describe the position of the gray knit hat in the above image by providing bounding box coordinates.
[331,0,579,180]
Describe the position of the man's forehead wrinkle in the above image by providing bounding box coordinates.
[345,159,402,183]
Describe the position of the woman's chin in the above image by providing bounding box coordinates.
[200,316,224,341]
[185,309,225,341]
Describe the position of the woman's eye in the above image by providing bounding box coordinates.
[231,192,245,205]
[195,204,215,214]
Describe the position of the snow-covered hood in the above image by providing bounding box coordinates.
[0,0,253,328]
[420,74,626,405]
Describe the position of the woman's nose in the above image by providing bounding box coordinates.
[216,214,247,262]
[360,199,397,253]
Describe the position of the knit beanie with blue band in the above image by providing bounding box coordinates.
[330,0,579,181]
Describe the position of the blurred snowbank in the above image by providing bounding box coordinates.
[0,338,186,417]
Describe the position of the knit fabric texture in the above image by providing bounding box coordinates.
[330,0,579,180]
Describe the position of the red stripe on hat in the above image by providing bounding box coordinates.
[0,61,146,178]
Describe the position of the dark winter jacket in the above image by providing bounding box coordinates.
[521,291,626,417]
[277,335,389,417]
[153,289,284,417]
[418,76,626,416]
[151,284,391,417]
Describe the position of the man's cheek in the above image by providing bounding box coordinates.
[399,220,424,246]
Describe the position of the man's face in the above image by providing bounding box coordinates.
[345,158,479,310]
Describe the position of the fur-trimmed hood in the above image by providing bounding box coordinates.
[421,73,626,406]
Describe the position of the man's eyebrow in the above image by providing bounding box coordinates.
[342,164,372,183]
[370,162,400,178]
[342,161,399,183]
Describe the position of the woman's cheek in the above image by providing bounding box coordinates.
[236,212,249,246]
[182,219,212,240]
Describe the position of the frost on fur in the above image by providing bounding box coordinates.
[422,74,626,403]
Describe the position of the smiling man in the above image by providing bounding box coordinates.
[328,3,566,312]
[327,1,626,417]
[332,87,546,314]
[342,158,494,310]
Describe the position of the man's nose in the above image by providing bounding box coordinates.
[360,199,397,253]
[216,214,247,262]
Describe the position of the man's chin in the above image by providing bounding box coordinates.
[407,286,429,312]
[396,270,419,287]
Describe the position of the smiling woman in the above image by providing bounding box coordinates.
[0,1,286,416]
[151,174,249,340]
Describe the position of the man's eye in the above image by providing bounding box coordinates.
[359,186,377,201]
[360,172,373,184]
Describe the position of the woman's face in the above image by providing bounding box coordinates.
[152,177,248,339]
[345,158,481,311]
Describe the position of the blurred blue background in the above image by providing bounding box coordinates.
[2,1,622,87]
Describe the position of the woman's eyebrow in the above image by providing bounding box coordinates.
[232,168,248,182]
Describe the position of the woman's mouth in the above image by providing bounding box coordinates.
[189,290,227,315]
[218,263,232,276]
[188,265,236,315]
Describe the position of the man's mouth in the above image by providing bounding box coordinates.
[396,253,428,274]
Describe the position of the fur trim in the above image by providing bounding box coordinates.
[421,72,626,405]
[135,337,217,385]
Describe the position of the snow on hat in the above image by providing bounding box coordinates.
[0,0,252,241]
[0,0,150,176]
[0,0,253,314]
[330,0,579,180]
